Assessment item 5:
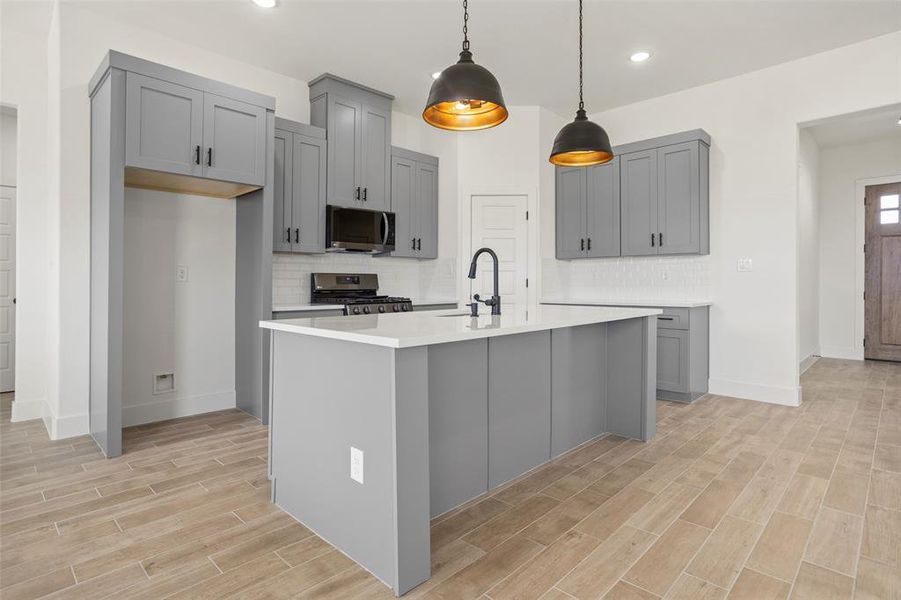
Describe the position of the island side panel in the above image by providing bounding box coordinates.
[392,347,431,595]
[488,331,552,488]
[606,316,657,441]
[550,324,608,458]
[428,339,489,517]
[269,331,400,591]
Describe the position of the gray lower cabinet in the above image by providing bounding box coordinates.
[272,118,327,253]
[655,306,709,402]
[390,147,438,259]
[124,72,267,186]
[555,159,621,259]
[309,74,394,211]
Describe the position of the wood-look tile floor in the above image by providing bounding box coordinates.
[2,357,900,599]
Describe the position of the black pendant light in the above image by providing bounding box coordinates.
[423,0,508,131]
[549,0,613,166]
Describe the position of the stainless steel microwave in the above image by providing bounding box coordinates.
[325,206,395,254]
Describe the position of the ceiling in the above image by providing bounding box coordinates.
[16,1,901,117]
[805,105,901,148]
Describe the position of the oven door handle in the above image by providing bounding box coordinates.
[381,212,389,247]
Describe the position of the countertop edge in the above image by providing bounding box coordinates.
[541,298,713,308]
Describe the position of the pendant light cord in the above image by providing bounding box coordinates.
[462,0,470,51]
[578,0,584,111]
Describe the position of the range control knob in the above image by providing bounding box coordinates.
[378,305,386,313]
[363,306,371,314]
[352,307,361,315]
[401,304,410,312]
[392,305,400,312]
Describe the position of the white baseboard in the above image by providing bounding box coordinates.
[819,346,863,361]
[50,412,91,440]
[122,390,236,427]
[708,377,801,407]
[11,397,45,422]
[799,354,819,374]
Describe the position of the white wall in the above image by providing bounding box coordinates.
[123,190,236,426]
[542,32,901,406]
[1,111,16,186]
[797,129,820,368]
[818,136,901,359]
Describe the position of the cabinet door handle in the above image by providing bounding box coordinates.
[206,147,212,167]
[659,233,663,247]
[412,237,416,250]
[651,233,655,247]
[286,227,291,243]
[658,316,674,321]
[417,238,422,251]
[355,187,361,201]
[587,237,592,251]
[295,228,299,244]
[362,188,367,202]
[580,238,585,251]
[195,145,201,165]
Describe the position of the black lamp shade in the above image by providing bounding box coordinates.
[423,50,508,131]
[549,109,614,166]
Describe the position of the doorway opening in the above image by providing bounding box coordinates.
[796,104,901,371]
[0,105,17,393]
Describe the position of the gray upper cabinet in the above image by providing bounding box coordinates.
[273,129,293,252]
[556,129,710,259]
[555,167,586,259]
[273,118,327,253]
[125,72,267,187]
[390,147,438,259]
[361,105,391,211]
[309,74,393,211]
[619,130,710,257]
[125,73,203,176]
[202,93,267,186]
[620,150,659,256]
[555,159,620,259]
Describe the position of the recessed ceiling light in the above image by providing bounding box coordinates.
[251,0,277,8]
[432,72,441,80]
[630,51,651,63]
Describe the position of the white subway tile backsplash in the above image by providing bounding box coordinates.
[542,255,710,301]
[272,253,457,305]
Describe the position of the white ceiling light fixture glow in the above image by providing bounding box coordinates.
[251,0,277,8]
[630,51,651,63]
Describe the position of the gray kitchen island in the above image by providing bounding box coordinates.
[260,305,660,596]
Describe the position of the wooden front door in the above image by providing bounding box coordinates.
[865,182,901,361]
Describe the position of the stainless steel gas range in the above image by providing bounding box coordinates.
[310,273,413,316]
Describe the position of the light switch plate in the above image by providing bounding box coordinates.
[176,265,189,282]
[350,447,364,484]
[737,258,753,272]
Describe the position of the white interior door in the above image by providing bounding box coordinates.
[470,195,528,311]
[0,186,15,392]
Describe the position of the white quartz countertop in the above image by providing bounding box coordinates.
[260,305,661,348]
[272,299,459,313]
[542,298,712,308]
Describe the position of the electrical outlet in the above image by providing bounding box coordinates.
[737,258,753,272]
[350,447,364,484]
[176,265,189,282]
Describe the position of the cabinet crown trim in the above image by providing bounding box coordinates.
[613,128,710,156]
[89,50,276,110]
[275,117,326,139]
[308,73,395,103]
